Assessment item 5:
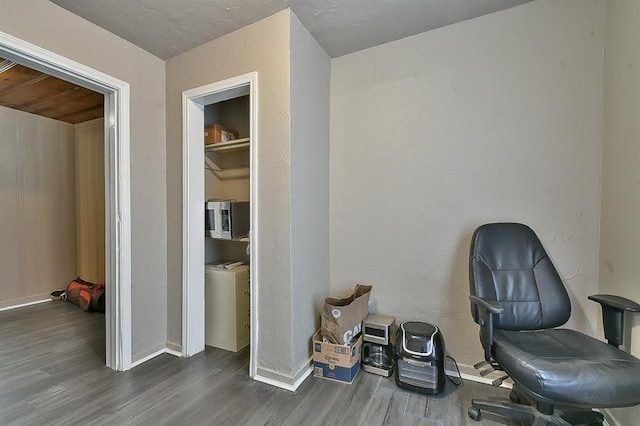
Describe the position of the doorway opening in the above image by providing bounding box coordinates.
[182,72,258,376]
[0,31,132,370]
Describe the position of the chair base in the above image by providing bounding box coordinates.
[468,399,604,426]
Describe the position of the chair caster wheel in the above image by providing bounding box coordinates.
[509,390,521,404]
[468,406,482,421]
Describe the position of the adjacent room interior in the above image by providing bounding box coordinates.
[0,56,107,354]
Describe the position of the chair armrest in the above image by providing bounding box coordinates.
[589,294,640,347]
[469,296,503,362]
[469,295,504,314]
[588,294,640,312]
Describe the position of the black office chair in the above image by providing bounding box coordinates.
[468,223,640,425]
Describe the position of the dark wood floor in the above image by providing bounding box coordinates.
[0,302,519,425]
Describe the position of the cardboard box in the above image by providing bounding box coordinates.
[312,330,362,384]
[204,124,239,145]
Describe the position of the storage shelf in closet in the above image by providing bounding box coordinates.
[204,138,250,154]
[205,232,249,243]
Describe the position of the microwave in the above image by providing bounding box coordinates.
[205,200,250,240]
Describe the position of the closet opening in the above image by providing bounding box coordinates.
[182,72,258,377]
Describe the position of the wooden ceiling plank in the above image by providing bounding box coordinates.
[0,60,103,124]
[0,77,78,107]
[56,105,104,124]
[0,64,43,91]
[33,99,102,118]
[23,87,102,113]
[0,73,49,98]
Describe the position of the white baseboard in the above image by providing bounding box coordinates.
[292,365,313,390]
[0,293,51,312]
[252,361,505,393]
[0,297,50,312]
[164,348,182,358]
[165,341,182,357]
[132,345,315,392]
[130,345,185,368]
[130,348,167,368]
[254,361,313,392]
[254,373,298,392]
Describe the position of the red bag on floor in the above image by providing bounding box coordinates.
[66,277,105,312]
[91,283,106,312]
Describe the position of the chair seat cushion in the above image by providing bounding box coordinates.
[494,328,640,407]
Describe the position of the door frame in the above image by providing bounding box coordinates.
[182,72,258,376]
[0,32,132,370]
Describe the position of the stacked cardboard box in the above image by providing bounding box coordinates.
[312,330,362,384]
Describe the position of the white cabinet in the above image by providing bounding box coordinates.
[204,263,250,352]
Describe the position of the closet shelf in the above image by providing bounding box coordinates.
[205,231,249,242]
[205,138,250,154]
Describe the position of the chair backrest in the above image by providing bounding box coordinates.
[469,223,571,330]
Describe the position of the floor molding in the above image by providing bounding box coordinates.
[292,364,313,390]
[166,341,182,357]
[252,360,507,393]
[254,361,313,392]
[130,348,167,369]
[254,373,297,392]
[0,298,50,312]
[130,346,185,368]
[165,348,182,358]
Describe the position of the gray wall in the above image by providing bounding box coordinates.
[165,10,296,380]
[330,0,605,366]
[0,0,167,362]
[290,13,331,378]
[166,9,331,385]
[0,106,76,308]
[600,0,640,423]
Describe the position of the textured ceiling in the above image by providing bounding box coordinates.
[49,0,288,60]
[49,0,534,59]
[291,0,535,57]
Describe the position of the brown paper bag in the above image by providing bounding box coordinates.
[321,284,372,345]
